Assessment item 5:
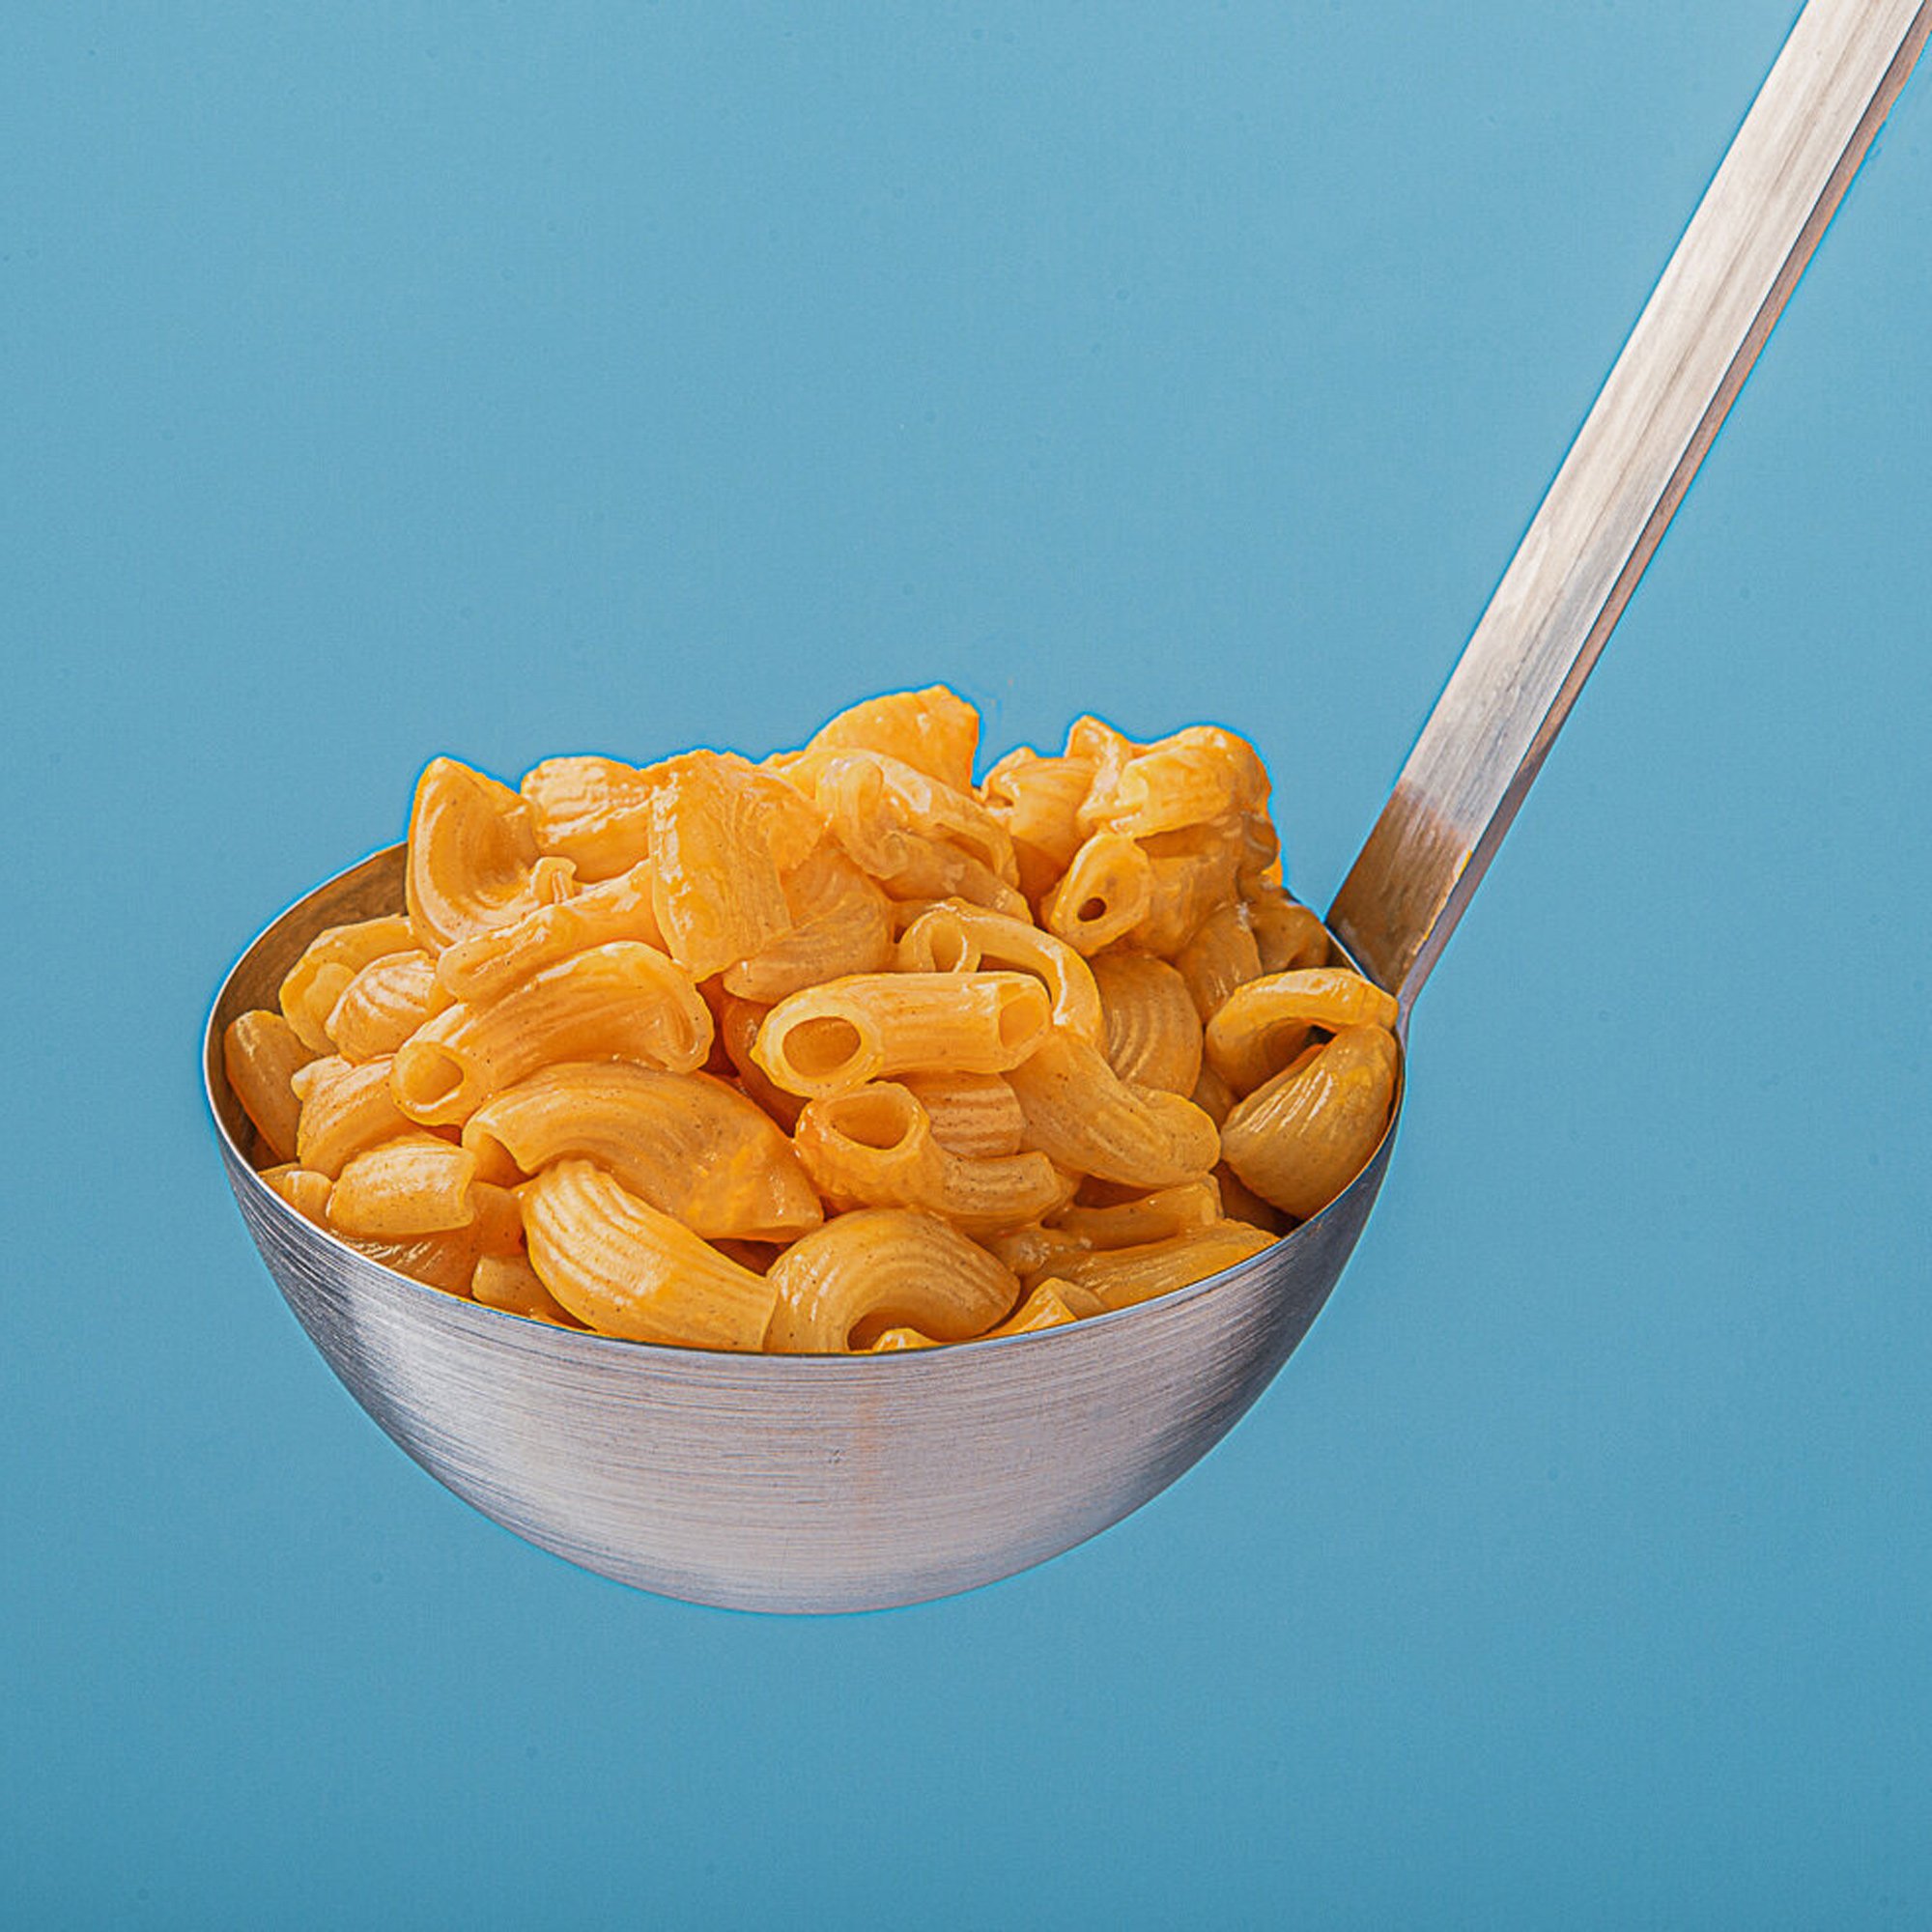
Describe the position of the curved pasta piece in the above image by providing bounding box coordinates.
[1005,1029,1220,1190]
[292,1054,415,1179]
[1042,1220,1278,1311]
[806,750,1024,918]
[327,1134,479,1237]
[722,842,894,1003]
[406,757,549,952]
[1190,1063,1236,1127]
[764,1208,1018,1353]
[1041,834,1153,956]
[989,1278,1107,1335]
[470,1252,585,1328]
[1048,1179,1224,1250]
[980,749,1095,888]
[338,1225,483,1296]
[437,863,664,1006]
[520,755,659,881]
[1204,967,1399,1094]
[469,1180,527,1254]
[224,1009,317,1163]
[1173,902,1264,1021]
[390,941,713,1125]
[1244,890,1331,975]
[1219,1023,1399,1220]
[795,1083,1069,1235]
[1080,739,1251,840]
[898,1072,1025,1159]
[981,1220,1088,1281]
[1092,951,1203,1096]
[803,685,980,795]
[259,1163,332,1223]
[1213,1162,1288,1236]
[463,1062,822,1241]
[753,971,1051,1099]
[524,1160,778,1350]
[715,992,804,1131]
[327,951,452,1063]
[1130,823,1243,957]
[895,901,1103,1043]
[278,916,417,1054]
[1064,716,1137,800]
[648,751,826,980]
[867,1276,1107,1350]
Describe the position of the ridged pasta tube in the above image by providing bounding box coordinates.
[802,685,980,795]
[648,751,826,980]
[794,1083,1069,1235]
[520,754,659,881]
[407,757,551,952]
[470,1252,584,1328]
[895,900,1103,1042]
[753,971,1051,1099]
[1173,902,1264,1021]
[898,1072,1025,1158]
[722,843,894,1003]
[278,915,416,1054]
[1043,1221,1278,1311]
[764,1208,1018,1353]
[292,1055,415,1179]
[1219,1023,1399,1220]
[524,1160,778,1350]
[390,941,713,1125]
[1091,951,1203,1096]
[436,862,664,1005]
[327,951,451,1063]
[462,1062,822,1241]
[980,750,1095,899]
[1204,967,1399,1095]
[1041,833,1153,956]
[1244,890,1331,975]
[224,1010,317,1163]
[1005,1029,1220,1189]
[1048,1179,1224,1250]
[327,1134,479,1237]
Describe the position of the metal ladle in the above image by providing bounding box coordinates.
[205,0,1927,1612]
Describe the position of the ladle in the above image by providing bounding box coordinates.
[204,0,1928,1612]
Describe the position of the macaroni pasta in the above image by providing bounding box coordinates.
[223,687,1399,1351]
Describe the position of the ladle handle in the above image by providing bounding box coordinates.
[1328,0,1929,1014]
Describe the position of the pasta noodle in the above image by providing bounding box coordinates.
[753,972,1051,1098]
[462,1061,822,1241]
[1091,951,1204,1097]
[524,1159,778,1350]
[224,685,1402,1352]
[764,1208,1018,1353]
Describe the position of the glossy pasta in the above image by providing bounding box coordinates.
[223,686,1401,1352]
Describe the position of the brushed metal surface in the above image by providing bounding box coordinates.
[1329,0,1930,1011]
[206,847,1396,1613]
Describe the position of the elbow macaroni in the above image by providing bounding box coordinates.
[223,688,1400,1351]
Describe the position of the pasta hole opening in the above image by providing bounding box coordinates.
[783,1015,866,1083]
[927,927,975,973]
[393,1042,473,1119]
[831,1091,919,1152]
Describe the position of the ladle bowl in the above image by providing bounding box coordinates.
[206,845,1399,1613]
[203,0,1926,1612]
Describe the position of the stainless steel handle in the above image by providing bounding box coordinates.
[1328,0,1929,1013]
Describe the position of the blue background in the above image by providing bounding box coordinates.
[5,2,1928,1923]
